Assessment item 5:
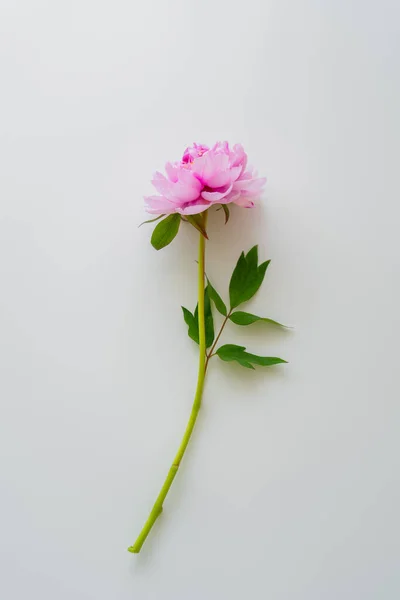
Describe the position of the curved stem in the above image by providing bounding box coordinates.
[205,309,232,372]
[128,216,208,554]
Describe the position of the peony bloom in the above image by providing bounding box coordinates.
[144,142,266,215]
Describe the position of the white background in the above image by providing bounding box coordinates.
[1,1,399,598]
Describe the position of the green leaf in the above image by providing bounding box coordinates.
[229,251,246,308]
[229,246,271,309]
[245,353,286,367]
[216,344,287,369]
[186,214,208,239]
[221,204,230,224]
[246,245,258,270]
[181,307,199,344]
[151,214,181,250]
[182,286,215,348]
[206,277,227,316]
[237,360,255,369]
[139,214,165,227]
[258,260,270,282]
[229,311,287,328]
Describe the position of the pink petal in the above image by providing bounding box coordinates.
[233,195,255,208]
[212,141,229,154]
[152,172,171,196]
[192,152,229,185]
[201,184,233,202]
[152,171,201,203]
[220,190,241,204]
[233,176,266,193]
[165,162,179,182]
[144,195,178,214]
[182,143,209,163]
[209,165,242,188]
[171,183,201,202]
[176,200,211,215]
[208,152,229,175]
[230,144,247,174]
[236,170,252,181]
[230,144,245,165]
[177,167,203,191]
[189,153,209,182]
[205,171,231,188]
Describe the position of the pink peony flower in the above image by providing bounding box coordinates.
[144,142,266,215]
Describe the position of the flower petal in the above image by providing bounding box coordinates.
[192,152,229,185]
[207,165,242,188]
[165,162,179,182]
[201,184,233,202]
[233,194,255,208]
[177,167,203,190]
[230,144,247,174]
[221,190,241,204]
[233,176,266,194]
[176,200,211,215]
[152,170,201,203]
[237,169,253,181]
[144,195,178,214]
[151,172,171,196]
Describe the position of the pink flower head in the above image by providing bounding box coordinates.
[144,142,266,216]
[182,143,209,164]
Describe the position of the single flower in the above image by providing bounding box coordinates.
[129,142,288,554]
[144,141,266,216]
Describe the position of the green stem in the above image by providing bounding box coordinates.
[204,309,231,373]
[128,217,208,554]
